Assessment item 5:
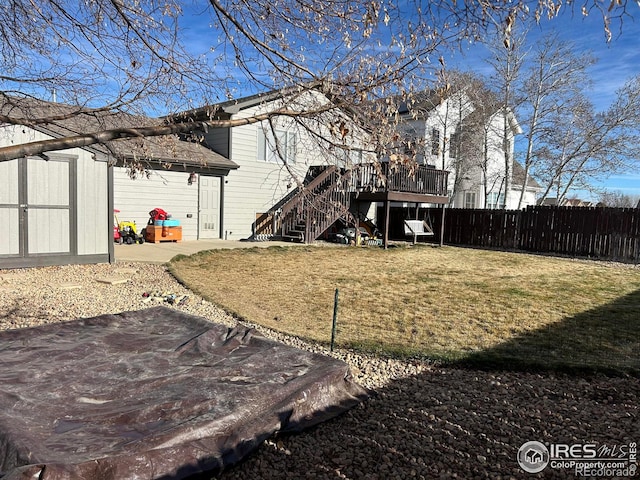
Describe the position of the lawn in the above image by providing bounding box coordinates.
[169,245,640,372]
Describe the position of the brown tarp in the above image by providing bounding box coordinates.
[0,306,367,479]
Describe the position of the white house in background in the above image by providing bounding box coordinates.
[0,96,237,269]
[394,89,540,209]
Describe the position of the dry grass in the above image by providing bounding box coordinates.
[169,245,640,371]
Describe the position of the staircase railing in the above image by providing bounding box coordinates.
[253,166,335,238]
[303,169,355,242]
[279,166,346,242]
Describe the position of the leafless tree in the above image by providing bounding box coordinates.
[459,77,514,208]
[0,0,635,164]
[439,72,504,207]
[515,33,595,208]
[597,191,640,208]
[484,27,527,207]
[535,75,640,203]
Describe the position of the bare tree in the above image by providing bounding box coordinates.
[535,76,640,203]
[516,32,595,208]
[0,0,634,164]
[484,26,527,208]
[442,73,503,207]
[597,191,640,208]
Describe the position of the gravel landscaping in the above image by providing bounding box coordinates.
[1,262,638,479]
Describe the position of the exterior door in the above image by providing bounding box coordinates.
[0,157,71,259]
[198,175,221,239]
[0,159,20,256]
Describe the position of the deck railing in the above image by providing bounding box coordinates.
[353,162,449,196]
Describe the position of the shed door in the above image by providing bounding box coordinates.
[0,160,20,256]
[198,176,221,239]
[0,158,71,259]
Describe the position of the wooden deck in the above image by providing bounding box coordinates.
[351,162,449,248]
[254,163,449,246]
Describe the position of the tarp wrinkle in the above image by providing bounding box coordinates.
[0,306,367,479]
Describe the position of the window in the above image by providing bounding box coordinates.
[464,192,477,209]
[345,148,363,165]
[431,128,440,156]
[449,130,461,159]
[257,128,297,163]
[487,192,505,209]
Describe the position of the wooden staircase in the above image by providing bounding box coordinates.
[274,166,356,243]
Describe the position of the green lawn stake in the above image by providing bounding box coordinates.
[331,288,339,352]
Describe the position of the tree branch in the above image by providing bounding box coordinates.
[0,108,322,161]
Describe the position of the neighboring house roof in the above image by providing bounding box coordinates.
[538,197,595,207]
[563,198,596,207]
[395,89,448,117]
[400,87,523,141]
[511,160,541,190]
[0,95,238,172]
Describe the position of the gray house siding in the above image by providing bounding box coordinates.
[113,168,201,241]
[208,120,312,240]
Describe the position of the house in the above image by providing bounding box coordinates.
[0,96,237,269]
[394,88,540,209]
[179,87,450,246]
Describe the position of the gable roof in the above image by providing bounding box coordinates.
[512,160,540,189]
[174,83,329,121]
[395,89,448,117]
[172,82,373,136]
[0,95,238,172]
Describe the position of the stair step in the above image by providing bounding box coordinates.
[282,232,305,243]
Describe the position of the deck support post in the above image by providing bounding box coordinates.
[440,203,446,247]
[384,200,390,250]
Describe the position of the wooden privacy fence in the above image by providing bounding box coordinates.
[422,206,640,262]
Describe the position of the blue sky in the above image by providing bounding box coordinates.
[446,9,640,200]
[179,5,639,200]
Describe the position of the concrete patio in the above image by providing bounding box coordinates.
[114,239,298,264]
